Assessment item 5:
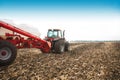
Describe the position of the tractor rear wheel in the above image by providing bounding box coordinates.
[65,42,69,51]
[0,40,17,66]
[54,40,65,53]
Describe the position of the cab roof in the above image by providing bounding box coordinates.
[48,29,62,31]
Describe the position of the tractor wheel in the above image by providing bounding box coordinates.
[54,40,65,53]
[0,40,17,66]
[65,42,69,51]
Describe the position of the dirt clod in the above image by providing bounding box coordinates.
[0,42,120,80]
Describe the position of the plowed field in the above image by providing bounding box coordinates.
[0,42,120,80]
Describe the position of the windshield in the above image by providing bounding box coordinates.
[47,30,58,38]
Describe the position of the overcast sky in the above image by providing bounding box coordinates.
[0,0,120,41]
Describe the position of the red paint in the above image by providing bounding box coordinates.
[0,21,51,53]
[1,51,7,56]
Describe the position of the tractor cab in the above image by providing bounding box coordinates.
[46,29,65,41]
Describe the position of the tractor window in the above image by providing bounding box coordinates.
[47,30,58,38]
[53,31,58,37]
[47,31,53,37]
[58,31,62,38]
[47,30,62,38]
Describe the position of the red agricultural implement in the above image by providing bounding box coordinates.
[0,21,69,66]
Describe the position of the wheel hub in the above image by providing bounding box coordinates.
[1,51,7,56]
[0,48,12,60]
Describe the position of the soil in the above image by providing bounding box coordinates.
[0,42,120,80]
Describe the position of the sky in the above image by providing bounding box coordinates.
[0,0,120,41]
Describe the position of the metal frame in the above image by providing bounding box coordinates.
[0,21,51,53]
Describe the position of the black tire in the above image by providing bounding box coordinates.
[0,40,17,66]
[65,42,69,51]
[54,40,65,53]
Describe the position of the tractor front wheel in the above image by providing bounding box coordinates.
[0,40,17,66]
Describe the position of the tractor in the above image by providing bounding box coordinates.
[45,29,69,53]
[0,21,69,66]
